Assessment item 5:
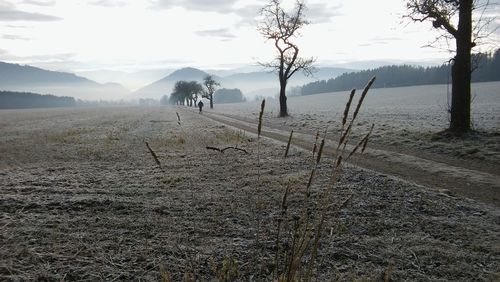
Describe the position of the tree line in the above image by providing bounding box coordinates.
[301,49,500,96]
[161,75,245,107]
[0,91,76,109]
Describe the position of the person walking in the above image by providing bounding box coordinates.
[198,100,204,113]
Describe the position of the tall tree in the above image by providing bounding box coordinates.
[258,0,315,117]
[202,75,220,109]
[407,0,490,134]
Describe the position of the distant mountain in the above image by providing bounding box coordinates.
[131,66,354,100]
[0,62,130,100]
[219,67,353,97]
[132,67,211,99]
[76,68,174,91]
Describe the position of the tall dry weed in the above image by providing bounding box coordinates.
[272,76,377,281]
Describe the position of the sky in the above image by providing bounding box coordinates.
[0,0,499,75]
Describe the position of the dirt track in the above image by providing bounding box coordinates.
[203,111,500,207]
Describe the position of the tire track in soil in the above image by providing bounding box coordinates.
[200,110,500,207]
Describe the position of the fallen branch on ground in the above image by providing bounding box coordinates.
[206,146,249,154]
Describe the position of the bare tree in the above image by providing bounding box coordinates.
[406,0,495,134]
[258,0,315,117]
[202,75,220,109]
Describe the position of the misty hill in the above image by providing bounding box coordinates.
[301,49,500,96]
[76,68,174,91]
[221,67,352,95]
[0,62,130,100]
[132,66,353,99]
[0,91,76,109]
[132,67,211,99]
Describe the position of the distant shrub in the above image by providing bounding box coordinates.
[214,88,246,104]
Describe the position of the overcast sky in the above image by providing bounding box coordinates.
[0,0,499,73]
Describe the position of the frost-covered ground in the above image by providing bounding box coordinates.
[214,81,500,166]
[0,87,499,280]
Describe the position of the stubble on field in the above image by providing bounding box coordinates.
[0,106,498,281]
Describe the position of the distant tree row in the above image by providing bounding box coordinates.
[301,49,500,96]
[213,88,246,104]
[0,91,76,109]
[164,80,203,106]
[161,75,246,107]
[472,49,500,82]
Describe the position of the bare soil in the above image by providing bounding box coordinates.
[1,106,499,281]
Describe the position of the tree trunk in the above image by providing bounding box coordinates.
[279,77,288,117]
[449,0,473,133]
[210,93,214,109]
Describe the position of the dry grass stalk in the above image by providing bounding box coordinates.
[305,77,376,279]
[159,263,171,282]
[284,130,294,158]
[210,257,239,282]
[361,124,374,154]
[274,183,290,277]
[307,131,327,199]
[341,89,356,131]
[311,130,320,158]
[338,76,376,153]
[275,128,330,281]
[258,99,266,139]
[257,99,266,180]
[315,138,325,166]
[346,123,374,160]
[351,76,375,122]
[384,262,394,282]
[207,78,374,280]
[176,112,181,126]
[145,141,161,168]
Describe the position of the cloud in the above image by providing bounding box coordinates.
[0,0,61,21]
[4,24,29,28]
[152,0,239,12]
[151,0,265,28]
[195,28,236,40]
[0,51,77,62]
[2,33,31,40]
[233,4,261,26]
[358,36,404,47]
[372,36,403,42]
[233,2,342,27]
[306,3,343,24]
[0,52,84,72]
[89,0,128,8]
[22,0,56,6]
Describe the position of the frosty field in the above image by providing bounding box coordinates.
[0,82,499,280]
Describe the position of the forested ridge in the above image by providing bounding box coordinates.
[0,91,76,109]
[301,49,500,96]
